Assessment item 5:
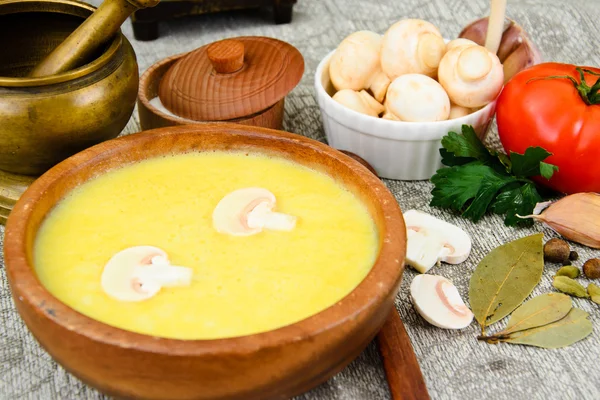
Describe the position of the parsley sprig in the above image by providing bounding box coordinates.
[429,125,559,227]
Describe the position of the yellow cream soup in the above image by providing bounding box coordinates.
[34,152,379,340]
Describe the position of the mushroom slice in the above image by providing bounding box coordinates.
[329,31,391,102]
[386,74,450,122]
[381,19,447,79]
[406,228,445,273]
[410,274,474,329]
[213,187,297,236]
[404,210,472,265]
[101,246,193,302]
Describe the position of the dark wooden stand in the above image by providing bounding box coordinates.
[131,0,297,41]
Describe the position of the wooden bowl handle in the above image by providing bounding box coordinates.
[377,309,430,400]
[207,40,245,74]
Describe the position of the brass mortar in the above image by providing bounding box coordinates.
[0,0,139,224]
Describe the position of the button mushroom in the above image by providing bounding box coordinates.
[438,43,503,108]
[329,31,391,102]
[381,19,446,79]
[403,210,472,273]
[448,103,473,119]
[332,89,385,117]
[446,38,477,52]
[459,0,542,83]
[386,74,450,122]
[410,274,474,329]
[101,246,193,302]
[213,187,297,236]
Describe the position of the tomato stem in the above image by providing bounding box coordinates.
[526,67,600,105]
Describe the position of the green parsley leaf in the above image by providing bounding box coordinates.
[429,125,559,227]
[490,183,543,226]
[440,148,473,167]
[510,147,559,179]
[440,125,491,162]
[539,162,559,180]
[431,164,515,222]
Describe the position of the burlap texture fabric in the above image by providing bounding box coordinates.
[1,0,599,398]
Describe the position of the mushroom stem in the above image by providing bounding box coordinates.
[247,202,297,232]
[368,71,392,103]
[485,0,507,54]
[133,261,193,288]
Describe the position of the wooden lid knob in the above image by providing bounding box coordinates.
[207,40,245,74]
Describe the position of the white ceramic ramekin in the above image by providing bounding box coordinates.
[314,51,497,181]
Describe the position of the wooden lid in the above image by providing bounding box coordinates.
[158,37,304,121]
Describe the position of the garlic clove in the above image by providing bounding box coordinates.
[404,210,472,265]
[518,193,600,249]
[410,274,474,329]
[213,187,297,236]
[101,246,193,302]
[386,74,450,122]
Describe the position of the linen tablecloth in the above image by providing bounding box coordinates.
[2,0,599,398]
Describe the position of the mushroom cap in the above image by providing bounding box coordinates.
[403,210,471,264]
[329,31,383,91]
[213,187,277,236]
[445,38,477,52]
[386,74,450,122]
[448,103,472,119]
[381,19,446,79]
[332,89,383,117]
[438,44,504,108]
[101,246,167,302]
[410,274,474,329]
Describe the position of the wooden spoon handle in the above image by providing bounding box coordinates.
[377,309,430,400]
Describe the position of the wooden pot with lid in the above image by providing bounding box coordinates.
[138,36,304,130]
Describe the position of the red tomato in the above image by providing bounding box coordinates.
[496,62,600,194]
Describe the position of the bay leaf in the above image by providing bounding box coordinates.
[502,293,572,335]
[469,233,544,330]
[502,308,593,349]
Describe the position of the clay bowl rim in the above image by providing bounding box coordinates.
[4,123,406,357]
[138,53,284,126]
[0,0,123,87]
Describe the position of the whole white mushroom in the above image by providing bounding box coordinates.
[329,31,391,102]
[381,19,447,79]
[385,74,450,122]
[332,89,385,118]
[438,43,504,108]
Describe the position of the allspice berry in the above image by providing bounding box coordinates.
[583,259,600,279]
[544,238,571,264]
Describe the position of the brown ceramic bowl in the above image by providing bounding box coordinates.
[138,54,285,131]
[4,124,406,400]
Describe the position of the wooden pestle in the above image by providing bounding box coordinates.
[29,0,160,77]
